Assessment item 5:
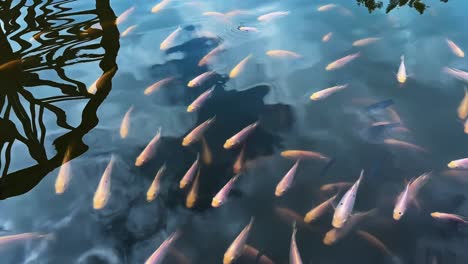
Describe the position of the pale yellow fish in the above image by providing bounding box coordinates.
[310,84,348,101]
[144,231,179,264]
[121,25,137,37]
[0,233,53,247]
[198,44,225,66]
[326,52,360,71]
[88,66,117,94]
[324,209,376,245]
[356,230,399,261]
[116,6,135,25]
[266,50,301,59]
[224,217,254,264]
[225,9,249,17]
[318,4,337,12]
[275,160,300,197]
[229,54,252,78]
[233,144,246,174]
[201,136,212,165]
[322,32,333,42]
[397,55,407,84]
[304,194,337,223]
[55,146,73,195]
[238,26,259,33]
[446,39,464,58]
[93,155,116,210]
[120,106,133,139]
[457,87,468,120]
[224,122,259,149]
[352,37,381,47]
[147,164,166,202]
[160,26,182,50]
[383,138,427,153]
[320,182,353,193]
[290,223,303,264]
[203,11,229,22]
[187,86,214,112]
[135,128,162,166]
[188,71,215,88]
[144,77,176,95]
[257,11,290,22]
[179,154,200,189]
[151,0,171,13]
[212,174,240,207]
[185,169,200,208]
[182,116,216,146]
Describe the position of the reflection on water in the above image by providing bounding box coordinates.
[0,0,468,263]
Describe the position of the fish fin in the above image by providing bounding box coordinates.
[411,197,422,211]
[319,158,336,177]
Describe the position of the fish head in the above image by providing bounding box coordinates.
[430,212,441,218]
[397,75,406,84]
[303,213,315,223]
[447,161,458,168]
[223,253,235,264]
[331,216,345,228]
[135,157,145,167]
[187,105,196,112]
[93,195,108,210]
[325,63,335,71]
[211,197,222,207]
[146,193,155,202]
[274,187,285,197]
[187,81,196,88]
[179,181,187,189]
[323,229,337,245]
[310,93,320,100]
[223,140,234,149]
[182,137,191,147]
[393,207,404,220]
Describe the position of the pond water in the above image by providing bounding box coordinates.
[0,0,467,263]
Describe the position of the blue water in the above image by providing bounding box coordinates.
[0,0,468,263]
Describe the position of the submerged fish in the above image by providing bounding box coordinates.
[318,4,337,12]
[446,39,464,58]
[0,233,53,247]
[396,55,407,84]
[352,37,381,47]
[187,71,215,88]
[332,170,364,228]
[431,212,468,224]
[224,217,254,264]
[144,77,176,95]
[310,84,348,101]
[322,32,333,42]
[242,245,274,264]
[121,25,137,37]
[135,128,162,166]
[365,99,395,112]
[120,106,133,139]
[324,209,376,245]
[212,174,240,207]
[356,230,401,263]
[320,182,353,193]
[88,66,117,94]
[304,194,337,223]
[160,26,182,50]
[151,0,171,14]
[238,26,259,33]
[198,45,225,66]
[275,160,300,197]
[383,138,427,153]
[185,169,200,208]
[444,67,468,83]
[224,122,259,149]
[93,155,116,210]
[233,144,246,174]
[187,86,214,112]
[326,52,360,71]
[179,154,200,189]
[393,172,430,220]
[116,6,135,25]
[266,50,302,59]
[257,11,290,22]
[147,164,166,202]
[229,54,252,79]
[290,223,303,264]
[458,87,468,119]
[182,116,216,146]
[55,146,73,195]
[201,137,212,165]
[281,150,329,161]
[145,231,179,264]
[448,158,468,169]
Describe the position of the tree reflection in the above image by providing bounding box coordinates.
[0,0,119,199]
[356,0,449,14]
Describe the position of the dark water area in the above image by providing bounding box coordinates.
[0,0,468,263]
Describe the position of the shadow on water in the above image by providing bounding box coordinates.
[356,0,449,14]
[0,0,119,199]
